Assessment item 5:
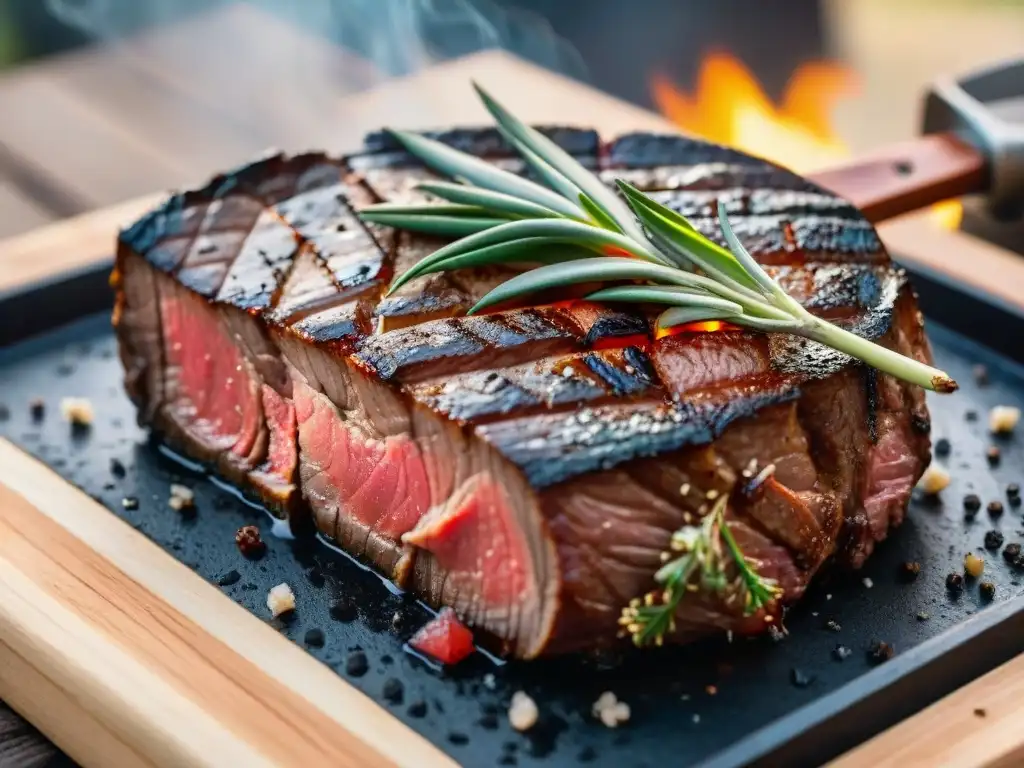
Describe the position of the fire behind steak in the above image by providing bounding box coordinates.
[113,128,933,658]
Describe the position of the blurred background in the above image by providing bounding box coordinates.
[0,0,1021,242]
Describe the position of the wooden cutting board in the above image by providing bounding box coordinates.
[1,47,1023,768]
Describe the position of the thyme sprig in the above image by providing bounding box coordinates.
[619,497,782,647]
[359,83,958,393]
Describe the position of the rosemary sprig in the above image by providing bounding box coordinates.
[619,497,782,647]
[359,83,958,393]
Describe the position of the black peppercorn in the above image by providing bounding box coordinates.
[946,572,964,594]
[979,581,996,601]
[109,457,127,478]
[304,628,325,648]
[306,567,325,588]
[966,409,979,422]
[934,438,951,457]
[407,700,428,718]
[382,678,404,704]
[987,446,1001,466]
[988,500,1004,518]
[1008,484,1021,507]
[1004,543,1022,563]
[217,569,241,587]
[899,561,921,581]
[984,530,1005,550]
[964,494,982,513]
[0,403,9,422]
[329,597,357,622]
[29,399,45,421]
[345,651,369,677]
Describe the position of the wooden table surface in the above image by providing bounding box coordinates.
[1,7,1023,768]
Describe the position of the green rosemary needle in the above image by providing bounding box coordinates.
[619,497,782,647]
[359,83,959,394]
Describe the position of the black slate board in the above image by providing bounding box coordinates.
[1,261,1023,768]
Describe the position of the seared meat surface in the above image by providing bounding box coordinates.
[113,128,932,658]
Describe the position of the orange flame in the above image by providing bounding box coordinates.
[650,51,961,229]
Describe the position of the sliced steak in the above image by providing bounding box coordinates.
[114,127,932,657]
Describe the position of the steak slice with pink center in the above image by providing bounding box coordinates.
[292,374,430,575]
[160,281,263,470]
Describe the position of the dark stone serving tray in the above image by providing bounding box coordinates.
[1,258,1022,768]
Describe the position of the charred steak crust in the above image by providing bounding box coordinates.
[113,128,932,658]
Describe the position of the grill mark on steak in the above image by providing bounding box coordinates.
[376,234,475,331]
[408,346,661,425]
[769,267,904,380]
[114,127,934,658]
[684,214,882,265]
[475,380,801,489]
[354,308,582,383]
[605,132,774,169]
[647,188,860,220]
[214,211,301,311]
[607,163,831,195]
[602,134,882,267]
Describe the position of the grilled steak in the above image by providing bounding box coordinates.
[113,128,932,658]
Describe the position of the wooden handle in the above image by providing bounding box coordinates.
[809,132,989,223]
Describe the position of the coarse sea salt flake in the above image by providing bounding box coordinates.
[169,483,194,505]
[592,691,630,728]
[917,464,950,495]
[266,583,295,618]
[508,691,538,731]
[990,405,1021,434]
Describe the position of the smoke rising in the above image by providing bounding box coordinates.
[42,0,587,160]
[44,0,586,80]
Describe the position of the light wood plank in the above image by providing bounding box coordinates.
[0,3,378,211]
[0,193,163,292]
[116,3,379,147]
[0,180,54,240]
[830,653,1024,768]
[0,440,455,768]
[0,70,187,208]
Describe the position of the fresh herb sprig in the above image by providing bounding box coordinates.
[360,83,957,393]
[619,497,782,647]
